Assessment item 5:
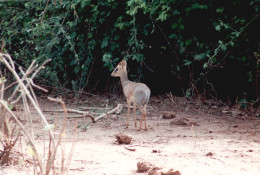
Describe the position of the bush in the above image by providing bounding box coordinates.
[1,0,260,104]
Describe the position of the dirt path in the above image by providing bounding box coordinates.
[71,113,260,174]
[1,96,260,175]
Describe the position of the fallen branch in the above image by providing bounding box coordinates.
[78,106,112,110]
[44,108,90,114]
[124,145,136,151]
[94,104,123,122]
[43,104,123,123]
[67,114,95,122]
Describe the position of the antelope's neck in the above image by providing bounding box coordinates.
[120,69,129,87]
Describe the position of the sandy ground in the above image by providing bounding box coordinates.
[1,96,260,175]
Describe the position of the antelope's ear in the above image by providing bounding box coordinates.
[119,59,127,67]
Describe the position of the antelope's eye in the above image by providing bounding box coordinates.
[115,68,118,72]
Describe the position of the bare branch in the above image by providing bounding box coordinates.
[0,100,43,174]
[40,0,50,24]
[94,104,123,122]
[10,59,51,104]
[8,60,37,103]
[29,78,48,93]
[0,54,56,145]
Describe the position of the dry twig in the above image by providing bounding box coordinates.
[0,100,43,173]
[94,104,123,122]
[43,103,123,123]
[47,96,77,175]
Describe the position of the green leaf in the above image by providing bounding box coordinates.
[117,23,125,30]
[113,58,119,63]
[172,10,180,16]
[179,47,185,54]
[70,32,76,39]
[185,39,192,46]
[8,104,14,110]
[203,63,208,69]
[216,8,224,13]
[171,23,178,29]
[232,32,240,37]
[101,37,109,48]
[169,33,177,39]
[157,11,167,21]
[241,56,247,62]
[215,25,221,31]
[186,89,191,97]
[194,53,206,60]
[220,44,227,51]
[239,99,247,109]
[102,53,112,62]
[81,0,90,8]
[110,42,118,51]
[143,23,151,35]
[218,40,223,44]
[222,23,229,29]
[184,60,192,66]
[74,66,80,73]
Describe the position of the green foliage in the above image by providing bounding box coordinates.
[0,0,260,102]
[239,98,248,109]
